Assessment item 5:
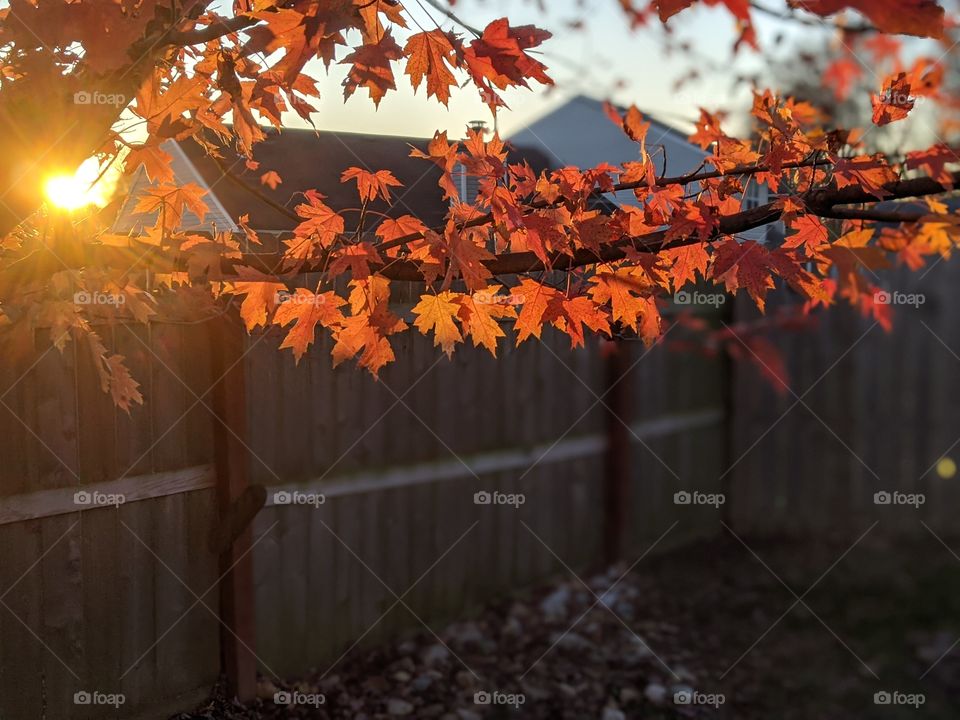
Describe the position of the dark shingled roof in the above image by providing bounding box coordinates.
[175,126,555,233]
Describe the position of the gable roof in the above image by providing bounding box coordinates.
[112,140,238,234]
[506,94,708,176]
[114,127,555,235]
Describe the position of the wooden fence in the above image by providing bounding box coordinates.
[0,305,726,719]
[728,256,960,536]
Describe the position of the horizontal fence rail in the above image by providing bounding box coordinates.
[0,309,728,719]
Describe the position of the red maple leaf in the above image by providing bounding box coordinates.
[871,72,915,126]
[788,0,944,39]
[463,18,552,108]
[340,32,404,106]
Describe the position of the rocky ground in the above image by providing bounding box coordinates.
[173,532,960,719]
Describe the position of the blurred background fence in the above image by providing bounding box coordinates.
[728,258,960,537]
[8,256,959,719]
[0,303,725,719]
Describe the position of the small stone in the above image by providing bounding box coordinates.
[387,698,415,716]
[601,707,625,720]
[502,616,523,638]
[397,640,418,656]
[256,678,278,700]
[620,687,641,704]
[554,631,593,652]
[364,675,390,692]
[644,682,668,706]
[449,622,484,648]
[422,644,450,667]
[456,710,482,720]
[392,671,411,683]
[411,674,433,692]
[454,671,476,689]
[540,587,571,622]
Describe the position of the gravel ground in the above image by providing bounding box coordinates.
[173,531,960,719]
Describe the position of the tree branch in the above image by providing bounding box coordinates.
[375,156,827,254]
[166,15,261,46]
[237,169,960,282]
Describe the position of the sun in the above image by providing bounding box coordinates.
[43,157,116,211]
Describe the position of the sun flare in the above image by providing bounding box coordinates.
[43,157,118,211]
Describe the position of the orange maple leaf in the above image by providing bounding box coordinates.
[232,267,287,331]
[260,170,282,189]
[906,144,960,188]
[404,30,460,106]
[125,144,174,184]
[783,216,831,258]
[872,72,915,126]
[663,242,710,290]
[463,18,552,108]
[413,292,463,357]
[589,269,660,340]
[833,156,897,199]
[710,238,775,311]
[273,289,347,363]
[340,167,403,203]
[340,32,404,106]
[457,289,517,356]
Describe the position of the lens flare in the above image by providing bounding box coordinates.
[44,157,118,211]
[937,457,956,479]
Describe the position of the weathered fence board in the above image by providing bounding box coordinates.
[0,323,221,720]
[728,257,960,536]
[244,320,726,676]
[0,302,726,718]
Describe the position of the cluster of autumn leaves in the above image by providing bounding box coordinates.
[226,90,960,377]
[3,0,960,403]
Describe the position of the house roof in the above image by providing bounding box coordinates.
[114,127,555,235]
[506,94,709,208]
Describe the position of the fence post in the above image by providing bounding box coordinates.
[603,338,630,564]
[210,309,257,702]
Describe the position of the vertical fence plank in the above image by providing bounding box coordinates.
[211,312,257,702]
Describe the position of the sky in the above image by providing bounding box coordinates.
[282,0,814,141]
